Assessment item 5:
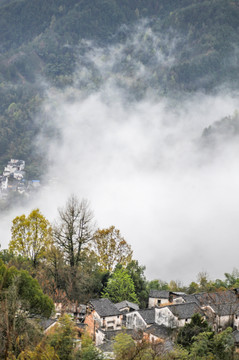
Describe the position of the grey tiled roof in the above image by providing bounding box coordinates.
[183,290,239,307]
[194,291,238,306]
[171,292,185,296]
[233,330,239,343]
[90,298,121,317]
[39,318,57,331]
[138,309,155,324]
[144,324,172,339]
[164,339,175,352]
[97,340,114,353]
[149,290,170,299]
[166,302,204,319]
[115,301,139,312]
[210,302,239,316]
[183,294,200,304]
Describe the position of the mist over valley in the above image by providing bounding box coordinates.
[1,0,239,285]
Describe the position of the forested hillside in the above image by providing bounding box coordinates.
[1,0,239,178]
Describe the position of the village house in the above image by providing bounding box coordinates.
[115,300,139,327]
[202,302,239,331]
[148,290,171,308]
[13,170,25,181]
[0,158,41,199]
[39,318,58,334]
[154,302,205,328]
[1,176,8,191]
[96,329,142,359]
[84,298,123,338]
[54,302,86,323]
[0,159,27,197]
[95,328,141,346]
[143,323,172,343]
[143,324,174,354]
[148,290,185,308]
[126,308,155,330]
[115,300,139,313]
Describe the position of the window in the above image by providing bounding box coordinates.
[157,299,161,305]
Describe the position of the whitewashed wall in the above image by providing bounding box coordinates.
[148,297,169,308]
[155,307,178,328]
[126,312,147,329]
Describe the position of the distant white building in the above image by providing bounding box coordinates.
[1,176,8,190]
[148,290,185,308]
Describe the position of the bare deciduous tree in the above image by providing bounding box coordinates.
[53,195,95,268]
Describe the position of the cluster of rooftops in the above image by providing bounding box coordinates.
[0,159,40,199]
[45,288,239,357]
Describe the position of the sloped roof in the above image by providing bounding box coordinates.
[183,294,199,304]
[165,302,204,319]
[164,339,175,352]
[39,318,57,331]
[209,302,239,316]
[97,340,114,353]
[171,292,185,296]
[233,330,239,343]
[144,324,172,339]
[138,309,155,324]
[195,291,237,306]
[149,290,170,299]
[183,290,239,307]
[90,298,121,317]
[115,300,139,311]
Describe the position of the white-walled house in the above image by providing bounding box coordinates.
[155,302,204,328]
[126,309,155,330]
[203,303,239,331]
[143,323,172,343]
[148,290,185,308]
[13,170,24,180]
[148,290,171,308]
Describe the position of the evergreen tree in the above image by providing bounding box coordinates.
[102,267,139,304]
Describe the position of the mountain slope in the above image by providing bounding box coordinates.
[0,0,239,178]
